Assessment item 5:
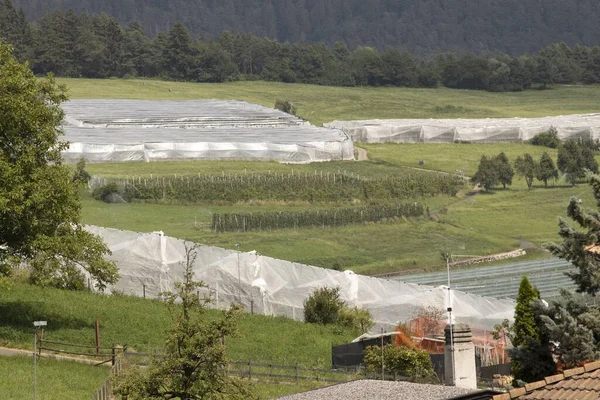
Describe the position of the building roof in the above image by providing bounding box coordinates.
[277,379,476,400]
[584,244,600,255]
[492,361,600,400]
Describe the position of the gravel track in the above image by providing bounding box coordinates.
[277,379,475,400]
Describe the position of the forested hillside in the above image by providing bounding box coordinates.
[11,0,600,56]
[1,0,599,92]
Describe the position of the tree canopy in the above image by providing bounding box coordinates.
[537,152,559,187]
[11,0,600,58]
[540,174,600,367]
[471,155,498,191]
[515,154,538,191]
[557,140,599,186]
[3,1,600,91]
[0,40,117,290]
[113,246,255,399]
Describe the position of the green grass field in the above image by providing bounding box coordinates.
[0,355,329,400]
[0,355,109,400]
[80,143,592,274]
[0,282,354,367]
[58,79,600,126]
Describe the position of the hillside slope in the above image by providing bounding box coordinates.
[12,0,600,56]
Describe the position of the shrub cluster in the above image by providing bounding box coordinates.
[363,344,435,380]
[529,126,561,148]
[211,202,427,232]
[303,286,374,334]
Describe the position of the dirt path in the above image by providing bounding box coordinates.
[355,147,368,161]
[0,346,106,365]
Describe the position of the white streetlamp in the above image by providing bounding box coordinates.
[33,321,47,400]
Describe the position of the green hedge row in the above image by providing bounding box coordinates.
[211,202,427,232]
[105,172,463,204]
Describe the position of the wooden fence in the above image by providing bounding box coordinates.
[90,356,123,400]
[39,338,125,366]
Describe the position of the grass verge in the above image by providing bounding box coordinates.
[0,355,109,400]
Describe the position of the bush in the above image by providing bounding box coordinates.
[72,157,91,184]
[530,126,561,148]
[274,99,297,115]
[338,306,375,334]
[92,182,120,203]
[363,344,435,380]
[303,286,344,325]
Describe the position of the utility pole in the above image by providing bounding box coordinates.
[445,254,455,386]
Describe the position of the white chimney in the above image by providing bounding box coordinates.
[445,323,477,390]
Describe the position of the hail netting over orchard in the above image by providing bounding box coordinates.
[84,226,516,332]
[325,114,600,143]
[61,100,353,163]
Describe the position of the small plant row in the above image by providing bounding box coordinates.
[211,202,427,232]
[93,171,464,204]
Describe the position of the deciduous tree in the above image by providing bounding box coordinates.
[0,41,117,290]
[471,155,499,191]
[515,153,538,190]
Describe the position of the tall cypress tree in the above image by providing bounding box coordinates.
[509,276,556,383]
[512,277,539,347]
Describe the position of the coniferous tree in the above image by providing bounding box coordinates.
[540,174,600,367]
[537,290,600,369]
[493,152,514,189]
[537,151,559,187]
[508,277,556,383]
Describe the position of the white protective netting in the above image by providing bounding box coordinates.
[86,226,516,331]
[325,114,600,143]
[61,100,354,163]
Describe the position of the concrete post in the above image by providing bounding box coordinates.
[445,324,477,389]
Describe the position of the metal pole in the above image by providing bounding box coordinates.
[236,244,241,303]
[381,327,385,380]
[446,255,455,386]
[33,327,37,400]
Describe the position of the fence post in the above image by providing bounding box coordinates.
[142,284,146,299]
[112,345,116,366]
[295,364,299,385]
[95,318,100,354]
[248,360,252,380]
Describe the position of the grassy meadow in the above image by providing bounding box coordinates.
[0,356,109,400]
[58,79,600,126]
[80,143,594,274]
[0,282,354,367]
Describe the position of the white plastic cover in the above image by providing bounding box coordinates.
[61,100,354,163]
[85,226,516,331]
[325,114,600,143]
